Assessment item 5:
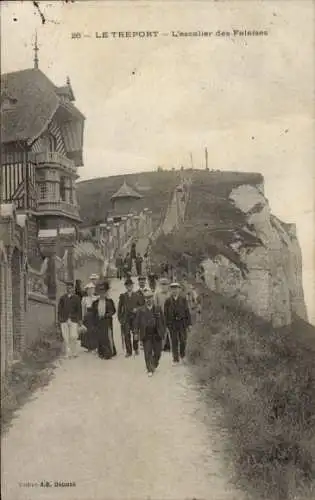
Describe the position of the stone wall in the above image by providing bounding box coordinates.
[0,204,27,375]
[24,295,56,347]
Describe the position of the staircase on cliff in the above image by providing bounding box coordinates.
[72,175,192,284]
[161,175,192,236]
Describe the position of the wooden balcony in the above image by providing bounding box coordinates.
[34,152,77,176]
[37,199,81,221]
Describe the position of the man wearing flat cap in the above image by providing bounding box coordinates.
[135,288,166,377]
[58,280,82,358]
[164,282,192,364]
[118,278,141,357]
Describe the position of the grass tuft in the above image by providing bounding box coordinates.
[187,285,315,500]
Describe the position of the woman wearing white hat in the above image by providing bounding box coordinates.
[80,282,98,352]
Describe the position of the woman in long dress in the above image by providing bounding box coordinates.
[92,280,117,359]
[80,282,98,352]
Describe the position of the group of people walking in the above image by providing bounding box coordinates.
[115,241,152,280]
[57,276,117,360]
[57,268,200,377]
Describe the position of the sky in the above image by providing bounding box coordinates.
[1,0,314,322]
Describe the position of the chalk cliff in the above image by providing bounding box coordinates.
[202,184,308,327]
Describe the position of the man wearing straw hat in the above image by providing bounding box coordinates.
[164,282,191,365]
[135,275,146,350]
[57,280,82,359]
[135,288,165,377]
[154,277,171,351]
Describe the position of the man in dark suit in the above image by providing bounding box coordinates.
[118,278,141,357]
[135,288,166,377]
[164,282,192,364]
[57,280,82,358]
[115,252,124,280]
[135,276,146,304]
[135,253,143,276]
[134,276,146,350]
[148,272,158,292]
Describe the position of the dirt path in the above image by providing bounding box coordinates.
[2,279,243,500]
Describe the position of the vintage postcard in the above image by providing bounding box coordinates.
[1,1,314,500]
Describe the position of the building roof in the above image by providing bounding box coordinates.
[1,68,85,145]
[111,180,143,200]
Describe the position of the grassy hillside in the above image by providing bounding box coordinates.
[187,286,315,500]
[186,170,263,224]
[150,168,315,499]
[76,170,181,228]
[152,170,263,274]
[76,169,263,232]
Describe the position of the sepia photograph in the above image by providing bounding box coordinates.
[1,1,314,499]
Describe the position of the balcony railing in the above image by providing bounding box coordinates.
[37,199,81,219]
[34,152,76,174]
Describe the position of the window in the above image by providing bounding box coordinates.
[60,177,66,201]
[39,183,47,200]
[47,183,57,200]
[69,180,74,204]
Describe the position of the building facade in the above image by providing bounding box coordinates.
[1,68,85,261]
[0,66,85,375]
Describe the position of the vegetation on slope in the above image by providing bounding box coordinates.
[76,169,263,231]
[151,169,263,274]
[186,169,263,222]
[187,286,315,500]
[76,170,181,228]
[151,168,314,500]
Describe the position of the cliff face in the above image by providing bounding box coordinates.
[202,184,307,327]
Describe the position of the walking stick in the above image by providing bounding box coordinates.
[121,325,125,351]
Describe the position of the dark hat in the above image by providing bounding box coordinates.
[138,275,146,281]
[65,279,74,286]
[96,280,110,293]
[124,278,134,286]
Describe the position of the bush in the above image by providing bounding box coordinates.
[187,285,315,500]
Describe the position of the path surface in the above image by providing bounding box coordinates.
[2,279,243,500]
